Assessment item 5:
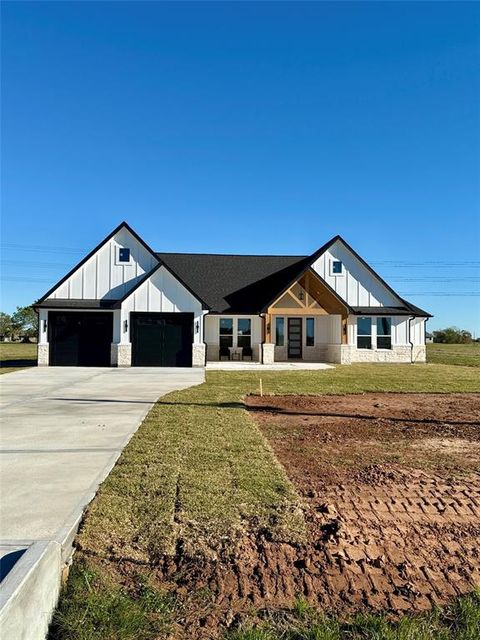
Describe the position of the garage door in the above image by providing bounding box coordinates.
[49,312,113,366]
[131,312,193,367]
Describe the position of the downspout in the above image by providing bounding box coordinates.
[259,313,266,364]
[202,311,208,366]
[407,316,414,363]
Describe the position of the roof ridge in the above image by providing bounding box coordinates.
[157,251,308,258]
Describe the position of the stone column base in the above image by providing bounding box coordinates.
[261,343,275,365]
[192,343,206,367]
[37,343,49,366]
[111,343,132,367]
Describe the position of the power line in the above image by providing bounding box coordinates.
[1,276,53,283]
[1,243,83,255]
[1,259,73,268]
[399,292,480,296]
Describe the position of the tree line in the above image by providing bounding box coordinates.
[432,326,476,344]
[0,306,38,342]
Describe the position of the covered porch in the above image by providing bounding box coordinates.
[204,268,348,365]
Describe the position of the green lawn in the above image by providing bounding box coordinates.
[51,363,480,640]
[227,591,480,640]
[427,342,480,367]
[0,342,37,374]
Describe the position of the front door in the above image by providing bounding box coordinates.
[288,318,302,359]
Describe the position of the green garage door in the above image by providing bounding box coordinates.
[131,312,193,367]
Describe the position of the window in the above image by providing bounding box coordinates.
[377,317,392,349]
[331,260,343,275]
[275,318,284,346]
[357,317,372,349]
[219,318,233,354]
[118,248,131,263]
[237,318,251,349]
[306,318,315,346]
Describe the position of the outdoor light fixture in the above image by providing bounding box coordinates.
[266,322,271,333]
[44,320,48,333]
[298,290,304,301]
[195,321,200,333]
[124,319,128,333]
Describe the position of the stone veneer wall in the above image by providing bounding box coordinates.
[192,343,206,367]
[339,345,426,364]
[37,343,49,366]
[110,343,132,367]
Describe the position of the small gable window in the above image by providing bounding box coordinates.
[331,260,343,275]
[118,248,131,263]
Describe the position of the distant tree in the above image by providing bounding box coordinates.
[11,306,38,342]
[0,312,13,339]
[432,327,473,344]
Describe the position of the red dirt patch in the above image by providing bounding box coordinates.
[245,393,480,615]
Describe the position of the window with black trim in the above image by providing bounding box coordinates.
[219,318,233,354]
[306,317,315,346]
[118,248,131,263]
[237,319,251,349]
[376,317,392,349]
[275,318,284,346]
[332,260,343,274]
[357,317,372,349]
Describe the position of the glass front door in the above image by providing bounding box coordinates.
[288,318,302,359]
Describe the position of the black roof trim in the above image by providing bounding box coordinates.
[33,298,118,310]
[115,260,210,310]
[351,306,428,317]
[36,221,159,304]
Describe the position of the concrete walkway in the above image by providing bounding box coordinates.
[0,367,204,547]
[207,361,333,370]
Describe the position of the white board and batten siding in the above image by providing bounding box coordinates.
[312,240,399,307]
[120,266,206,344]
[47,227,158,301]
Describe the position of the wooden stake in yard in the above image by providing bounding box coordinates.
[259,378,263,397]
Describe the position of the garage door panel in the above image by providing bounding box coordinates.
[49,312,113,366]
[131,313,193,367]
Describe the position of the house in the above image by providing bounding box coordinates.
[425,332,434,344]
[33,222,431,367]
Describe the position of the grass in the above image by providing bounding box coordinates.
[49,560,177,640]
[426,343,480,367]
[0,342,37,374]
[226,590,480,640]
[51,363,480,639]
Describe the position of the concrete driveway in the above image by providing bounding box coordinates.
[0,367,204,549]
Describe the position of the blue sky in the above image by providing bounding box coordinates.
[2,1,479,333]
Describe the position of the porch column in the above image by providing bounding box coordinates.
[37,309,49,366]
[111,308,131,366]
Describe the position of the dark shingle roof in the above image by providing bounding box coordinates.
[34,299,118,310]
[156,252,311,313]
[351,306,430,317]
